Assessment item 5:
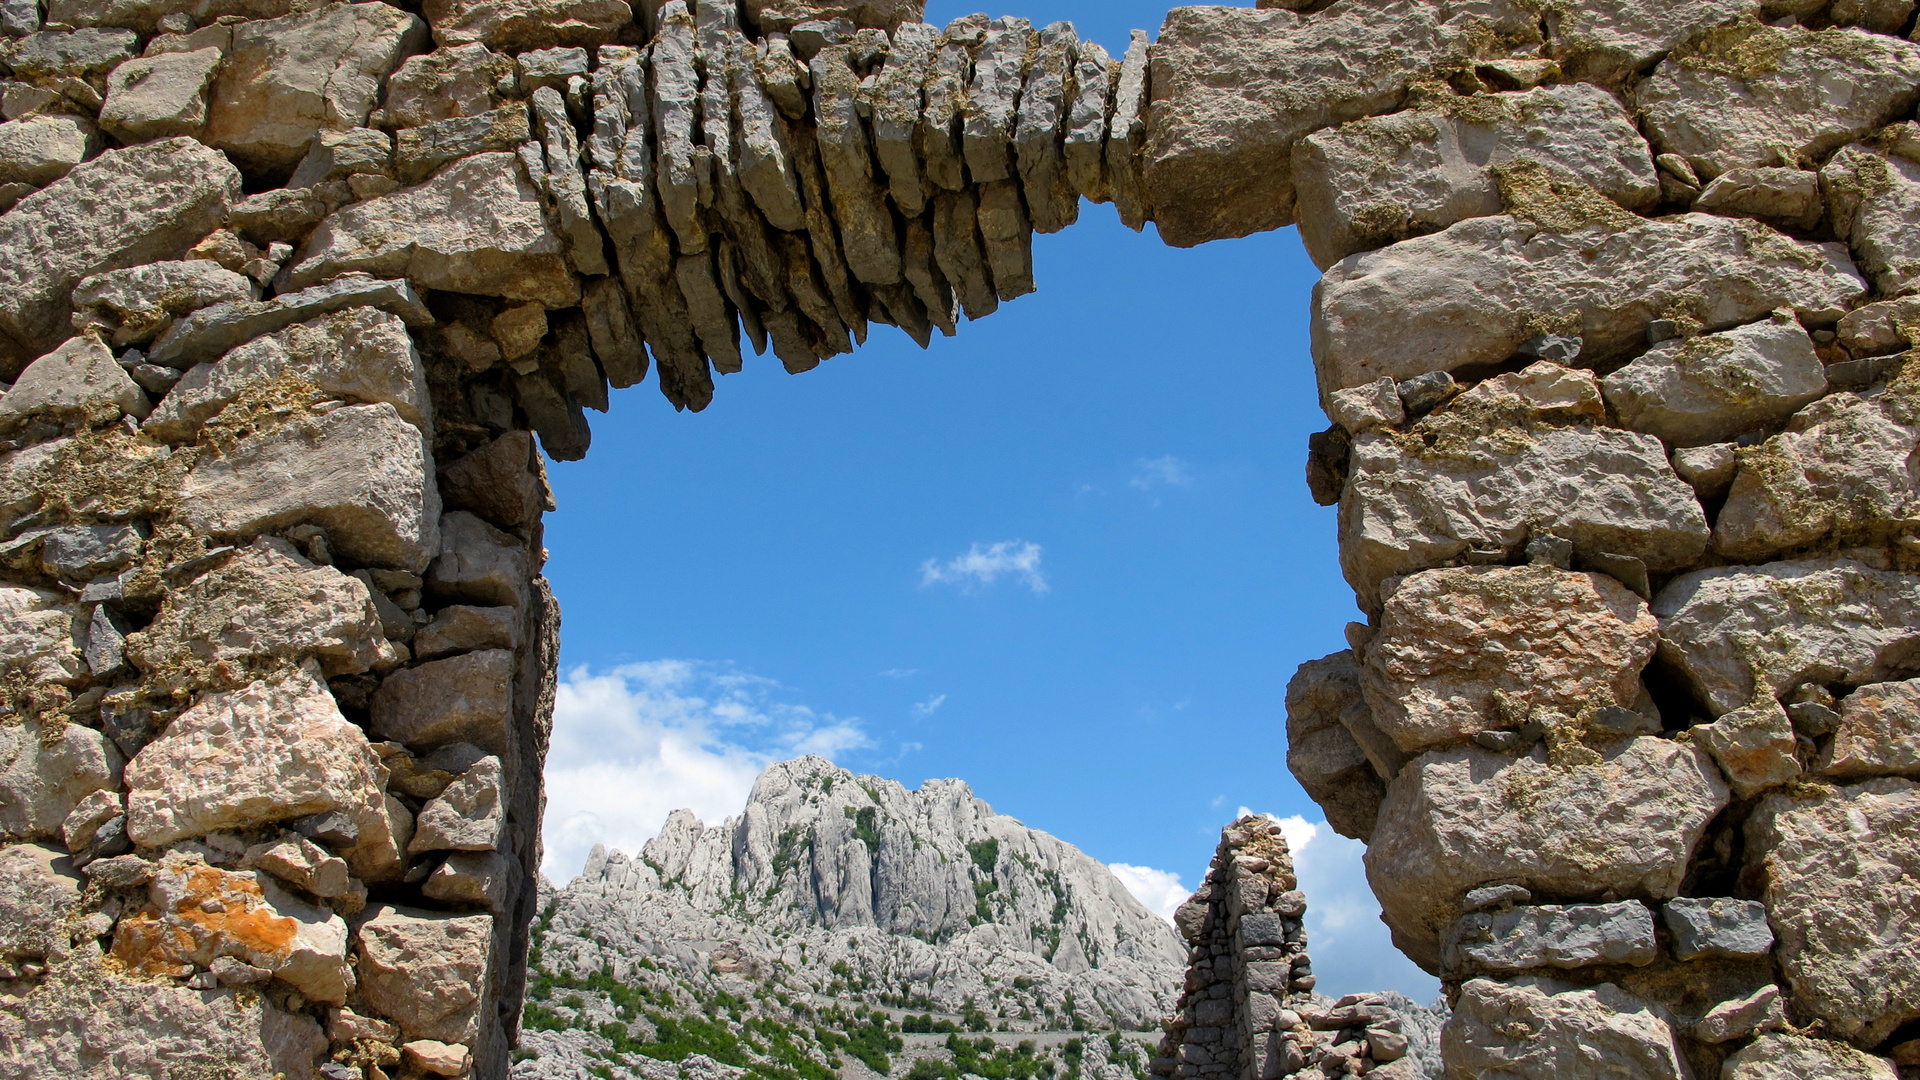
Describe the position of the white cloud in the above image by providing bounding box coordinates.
[912,694,947,719]
[540,661,870,884]
[919,541,1048,594]
[1111,863,1192,924]
[1130,455,1192,491]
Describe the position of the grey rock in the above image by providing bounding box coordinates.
[1442,977,1690,1080]
[0,113,91,187]
[1663,897,1773,961]
[41,524,139,582]
[0,0,37,35]
[1284,651,1388,841]
[0,583,84,686]
[1825,143,1920,299]
[529,86,608,277]
[1693,984,1786,1044]
[1818,679,1920,780]
[370,648,515,754]
[1104,29,1149,232]
[1462,884,1530,913]
[1697,699,1802,798]
[745,0,919,33]
[439,430,548,530]
[1601,316,1827,448]
[0,335,149,426]
[1441,901,1657,975]
[916,19,971,192]
[414,605,519,661]
[932,187,996,322]
[423,848,514,911]
[428,509,530,610]
[649,2,701,252]
[1722,1033,1900,1080]
[0,718,119,841]
[1672,442,1739,500]
[812,43,900,286]
[227,184,346,247]
[284,126,391,189]
[1635,24,1920,180]
[147,274,432,369]
[1013,21,1077,235]
[516,45,587,93]
[1838,294,1920,357]
[1542,0,1759,86]
[1312,213,1864,400]
[1327,377,1405,434]
[356,903,494,1044]
[1654,560,1920,719]
[977,178,1033,301]
[380,42,509,127]
[1294,84,1658,270]
[961,17,1028,186]
[868,21,933,217]
[70,259,255,349]
[0,842,80,962]
[83,604,127,676]
[1695,166,1825,231]
[1063,38,1110,203]
[1,27,135,83]
[410,754,505,853]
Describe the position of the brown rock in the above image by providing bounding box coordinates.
[439,430,547,529]
[355,903,493,1044]
[369,649,515,754]
[1818,679,1920,779]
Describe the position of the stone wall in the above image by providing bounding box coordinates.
[0,0,1918,1077]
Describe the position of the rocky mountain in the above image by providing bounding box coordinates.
[513,757,1185,1080]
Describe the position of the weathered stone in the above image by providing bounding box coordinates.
[1723,1033,1900,1080]
[1636,25,1920,181]
[529,86,607,278]
[70,259,255,349]
[0,335,148,426]
[370,648,514,754]
[1013,21,1077,236]
[0,583,84,685]
[409,754,505,854]
[0,113,91,187]
[226,184,345,248]
[404,1038,474,1077]
[393,103,529,185]
[423,0,630,49]
[147,307,429,443]
[1838,295,1920,357]
[960,16,1027,187]
[1656,560,1920,719]
[1440,901,1657,975]
[176,404,439,572]
[1695,167,1825,232]
[1367,739,1727,969]
[426,510,530,609]
[1361,566,1658,753]
[1602,316,1827,448]
[112,850,352,1002]
[1695,700,1801,798]
[0,718,119,842]
[1312,213,1864,399]
[811,43,900,286]
[1442,977,1690,1080]
[380,43,508,127]
[1826,144,1920,300]
[438,430,546,530]
[745,0,918,32]
[148,274,433,369]
[284,127,391,191]
[1,27,135,83]
[1285,651,1387,841]
[977,179,1033,301]
[60,788,120,853]
[1294,84,1657,270]
[415,605,519,661]
[42,524,140,583]
[203,3,426,175]
[243,834,350,898]
[1145,1,1543,248]
[1694,984,1786,1044]
[515,45,587,93]
[99,46,221,143]
[1542,0,1758,86]
[1748,778,1920,1045]
[355,903,493,1044]
[0,137,240,370]
[1818,679,1920,779]
[423,848,513,912]
[0,842,80,960]
[1662,897,1773,961]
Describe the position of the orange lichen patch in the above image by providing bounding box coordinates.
[111,854,300,980]
[109,913,198,978]
[168,863,300,957]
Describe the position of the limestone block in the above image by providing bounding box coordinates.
[0,843,80,960]
[177,403,441,573]
[423,0,630,50]
[1748,778,1920,1045]
[0,137,240,370]
[1838,295,1920,357]
[1695,700,1801,798]
[812,43,900,286]
[439,430,546,529]
[279,152,578,308]
[1695,167,1825,232]
[147,274,433,369]
[744,0,919,32]
[1694,985,1786,1044]
[1635,25,1920,181]
[146,307,429,443]
[0,719,119,841]
[1655,560,1920,718]
[426,510,531,609]
[243,835,350,898]
[1601,317,1826,448]
[422,849,513,911]
[1361,566,1658,753]
[99,46,221,143]
[1825,144,1920,299]
[61,788,121,852]
[123,666,390,851]
[1441,977,1690,1080]
[369,649,515,754]
[1819,679,1920,779]
[355,903,492,1044]
[1541,0,1757,86]
[958,16,1027,187]
[414,605,518,662]
[41,524,140,582]
[1064,38,1111,203]
[1143,0,1542,248]
[404,1038,474,1077]
[204,2,428,175]
[1293,84,1658,269]
[1284,651,1387,841]
[392,103,529,184]
[1,27,135,83]
[0,583,84,685]
[70,259,255,349]
[1312,213,1864,400]
[1673,443,1739,500]
[1013,21,1078,235]
[409,755,505,853]
[1440,902,1656,975]
[111,850,352,1002]
[1340,424,1709,610]
[1722,1033,1899,1080]
[380,43,509,127]
[0,113,92,186]
[1662,897,1773,961]
[44,0,289,32]
[1366,739,1727,969]
[0,335,148,427]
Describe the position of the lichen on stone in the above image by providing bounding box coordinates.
[1492,157,1641,233]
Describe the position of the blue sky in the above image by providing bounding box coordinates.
[535,0,1437,1003]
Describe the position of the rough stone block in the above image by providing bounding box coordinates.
[1442,977,1690,1080]
[370,649,515,754]
[146,274,433,369]
[1722,1033,1900,1080]
[1695,166,1825,232]
[1818,679,1920,780]
[1662,897,1774,961]
[0,113,92,187]
[1601,316,1827,448]
[414,605,519,661]
[1285,650,1390,841]
[1441,901,1656,974]
[0,583,84,685]
[355,903,493,1044]
[381,42,510,127]
[409,754,505,854]
[438,430,547,530]
[70,259,256,349]
[0,335,148,427]
[99,45,221,142]
[423,0,631,50]
[0,718,119,842]
[1694,700,1801,798]
[0,843,80,960]
[426,510,531,609]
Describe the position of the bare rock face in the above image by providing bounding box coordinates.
[426,510,531,609]
[1284,650,1387,841]
[1747,778,1920,1047]
[1694,166,1826,231]
[1694,700,1801,798]
[1600,316,1828,448]
[147,274,434,368]
[1366,739,1728,969]
[356,903,494,1045]
[1293,83,1657,270]
[279,151,578,307]
[1653,560,1920,719]
[1311,213,1863,400]
[204,2,428,175]
[0,718,121,841]
[178,403,442,573]
[1824,143,1920,299]
[1441,901,1657,975]
[1441,977,1691,1080]
[439,430,547,529]
[743,0,921,32]
[422,0,632,50]
[1818,679,1920,779]
[1635,24,1920,181]
[1542,0,1758,86]
[381,42,510,126]
[1361,566,1658,754]
[1722,1033,1900,1080]
[0,137,240,372]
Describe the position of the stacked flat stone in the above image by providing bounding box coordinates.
[1149,817,1441,1080]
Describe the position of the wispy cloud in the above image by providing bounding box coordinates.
[880,668,920,679]
[919,541,1048,594]
[1130,455,1192,491]
[912,694,947,719]
[541,661,870,883]
[1110,863,1192,924]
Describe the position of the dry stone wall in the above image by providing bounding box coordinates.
[0,0,1918,1077]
